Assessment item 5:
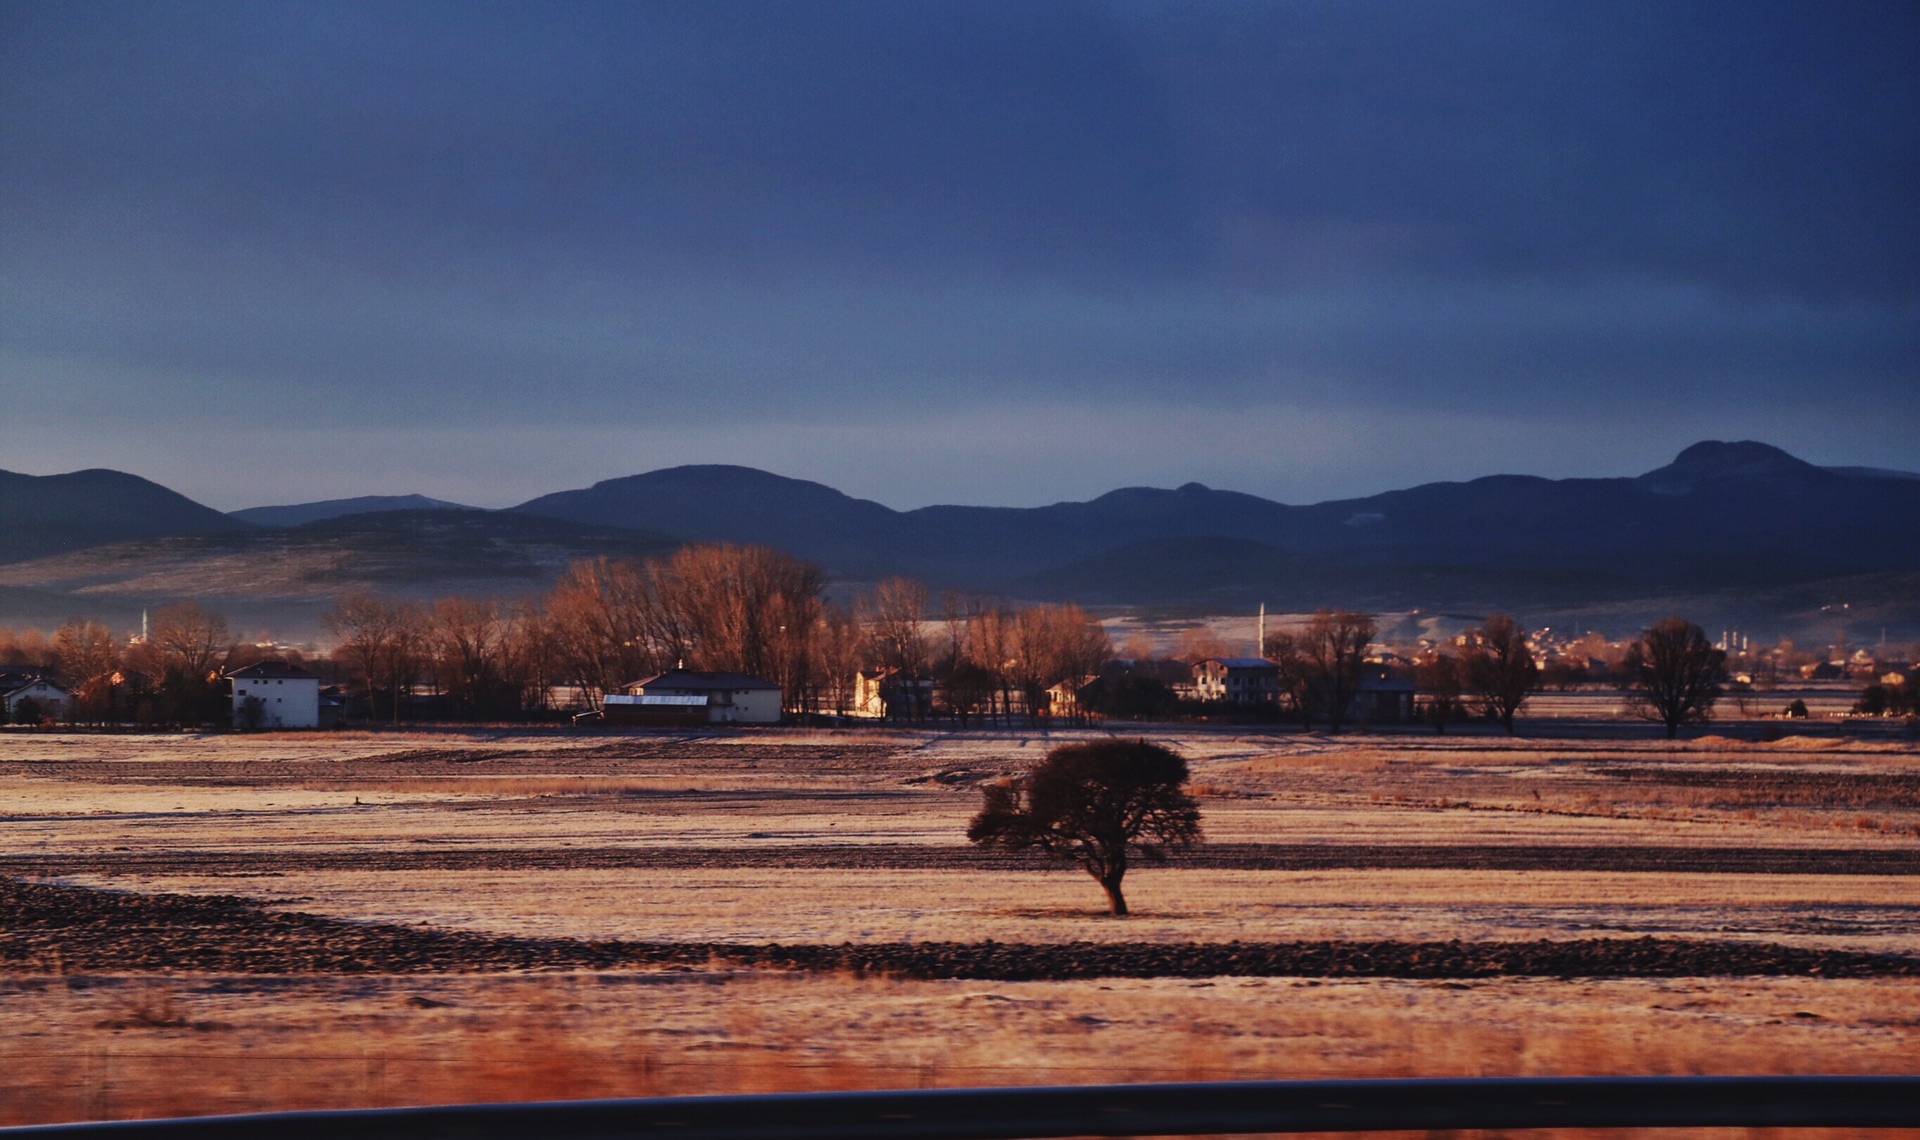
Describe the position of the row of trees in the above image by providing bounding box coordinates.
[320,545,1114,724]
[0,604,266,726]
[1248,610,1554,735]
[0,585,1775,740]
[1246,610,1725,739]
[1413,614,1730,739]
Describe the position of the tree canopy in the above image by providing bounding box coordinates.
[1627,617,1728,739]
[966,739,1201,916]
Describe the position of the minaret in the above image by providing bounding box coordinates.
[140,609,149,643]
[1257,603,1266,657]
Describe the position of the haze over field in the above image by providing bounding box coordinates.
[4,440,1918,639]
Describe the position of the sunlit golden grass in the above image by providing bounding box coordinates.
[6,727,1918,1130]
[3,973,1914,1128]
[85,867,1920,955]
[276,776,737,796]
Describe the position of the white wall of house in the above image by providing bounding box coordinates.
[706,687,782,724]
[232,677,321,729]
[4,680,68,721]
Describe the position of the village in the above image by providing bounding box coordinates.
[3,560,1914,735]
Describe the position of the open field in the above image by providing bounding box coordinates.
[3,724,1918,1127]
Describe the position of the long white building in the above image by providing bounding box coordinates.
[621,669,783,725]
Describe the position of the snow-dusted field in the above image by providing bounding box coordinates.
[3,724,1916,1124]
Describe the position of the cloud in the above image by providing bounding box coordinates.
[1,0,1914,499]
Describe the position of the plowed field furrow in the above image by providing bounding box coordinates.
[7,843,1917,876]
[6,878,1917,979]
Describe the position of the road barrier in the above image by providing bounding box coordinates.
[8,1076,1919,1138]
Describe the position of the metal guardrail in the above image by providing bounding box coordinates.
[9,1076,1919,1138]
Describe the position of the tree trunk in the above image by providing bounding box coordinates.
[1100,873,1128,917]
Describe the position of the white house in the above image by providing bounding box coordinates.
[624,669,783,725]
[1,674,68,723]
[228,661,321,729]
[1192,657,1280,705]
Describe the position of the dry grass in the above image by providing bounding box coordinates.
[3,972,1916,1128]
[73,866,1920,955]
[6,727,1919,1130]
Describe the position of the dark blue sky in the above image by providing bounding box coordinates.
[3,0,1915,509]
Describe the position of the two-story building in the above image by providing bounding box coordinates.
[228,661,321,729]
[1192,657,1281,706]
[1,673,68,723]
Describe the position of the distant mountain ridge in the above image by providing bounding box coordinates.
[4,443,1917,623]
[507,442,1920,592]
[0,468,248,563]
[230,494,478,527]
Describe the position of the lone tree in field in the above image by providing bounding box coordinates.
[966,739,1201,916]
[1626,617,1728,739]
[1462,614,1539,734]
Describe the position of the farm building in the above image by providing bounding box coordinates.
[228,660,321,729]
[1,673,68,723]
[602,692,710,727]
[1192,657,1280,705]
[618,669,783,725]
[1355,670,1416,723]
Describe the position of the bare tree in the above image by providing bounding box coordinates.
[0,627,48,668]
[501,603,561,714]
[942,659,997,726]
[1008,607,1060,724]
[812,603,865,716]
[54,620,120,724]
[1418,653,1464,733]
[547,546,828,715]
[545,558,663,705]
[1626,617,1728,739]
[325,592,424,723]
[136,602,235,725]
[1301,610,1376,733]
[1263,629,1312,728]
[1462,614,1538,734]
[149,602,233,679]
[429,597,511,718]
[971,605,1017,724]
[967,739,1202,916]
[861,576,931,720]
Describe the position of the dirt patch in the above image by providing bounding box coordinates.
[1596,766,1920,808]
[6,878,1916,980]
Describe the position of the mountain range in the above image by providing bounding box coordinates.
[2,441,1916,635]
[228,494,477,528]
[508,441,1920,593]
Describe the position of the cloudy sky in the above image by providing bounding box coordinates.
[3,0,1915,511]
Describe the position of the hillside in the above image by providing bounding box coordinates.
[0,469,249,562]
[6,443,1916,636]
[0,510,673,602]
[510,442,1920,589]
[229,494,478,527]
